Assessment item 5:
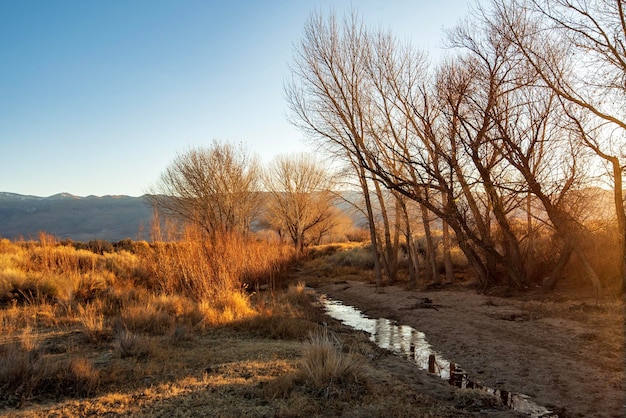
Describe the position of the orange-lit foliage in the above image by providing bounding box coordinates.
[0,230,299,406]
[144,223,296,299]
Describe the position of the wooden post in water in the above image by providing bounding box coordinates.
[449,363,463,387]
[428,354,436,373]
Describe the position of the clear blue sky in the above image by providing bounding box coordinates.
[0,0,472,197]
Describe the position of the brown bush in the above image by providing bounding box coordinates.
[298,327,365,388]
[142,226,296,299]
[120,301,175,335]
[114,328,153,359]
[0,342,99,406]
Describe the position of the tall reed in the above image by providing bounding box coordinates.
[144,224,295,300]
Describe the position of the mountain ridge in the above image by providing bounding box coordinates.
[0,192,153,242]
[0,187,616,242]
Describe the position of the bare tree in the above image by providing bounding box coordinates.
[149,141,262,240]
[397,195,421,286]
[287,10,517,289]
[287,7,612,293]
[263,153,338,254]
[286,12,392,287]
[490,0,626,291]
[373,7,605,293]
[360,19,533,289]
[486,67,602,293]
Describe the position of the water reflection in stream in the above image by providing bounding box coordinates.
[320,295,559,418]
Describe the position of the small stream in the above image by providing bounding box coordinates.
[320,295,560,418]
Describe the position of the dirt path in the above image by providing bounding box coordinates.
[315,280,624,418]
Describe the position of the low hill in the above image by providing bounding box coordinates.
[0,192,153,242]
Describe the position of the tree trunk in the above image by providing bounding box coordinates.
[526,191,537,283]
[373,179,398,284]
[391,195,401,284]
[608,158,626,294]
[440,193,455,283]
[357,165,384,288]
[480,177,527,289]
[458,232,490,289]
[420,201,439,283]
[400,198,420,287]
[530,181,602,295]
[542,241,574,291]
[574,246,602,298]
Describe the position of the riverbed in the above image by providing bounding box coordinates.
[315,280,624,418]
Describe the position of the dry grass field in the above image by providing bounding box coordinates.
[0,235,623,417]
[0,236,500,417]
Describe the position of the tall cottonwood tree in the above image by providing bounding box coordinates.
[289,7,618,292]
[263,153,338,253]
[409,11,599,291]
[286,12,396,287]
[149,141,262,240]
[286,11,504,288]
[354,19,528,288]
[489,0,626,291]
[361,16,536,289]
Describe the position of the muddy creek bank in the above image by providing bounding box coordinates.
[320,295,557,417]
[315,281,624,418]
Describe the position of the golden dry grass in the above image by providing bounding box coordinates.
[0,235,504,417]
[297,327,367,390]
[0,232,299,410]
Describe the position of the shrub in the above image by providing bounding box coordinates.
[284,282,310,306]
[114,328,153,359]
[80,239,114,255]
[167,324,195,345]
[122,306,170,334]
[325,245,374,269]
[0,267,28,302]
[0,341,38,402]
[74,272,112,303]
[143,226,296,299]
[0,269,64,306]
[0,304,34,334]
[0,342,99,406]
[298,327,365,389]
[103,250,143,281]
[61,357,100,395]
[33,356,100,399]
[77,303,110,342]
[228,283,319,338]
[195,290,255,328]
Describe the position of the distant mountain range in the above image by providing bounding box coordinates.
[0,193,153,242]
[0,187,616,243]
[0,191,367,243]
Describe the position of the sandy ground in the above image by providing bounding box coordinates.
[315,280,624,418]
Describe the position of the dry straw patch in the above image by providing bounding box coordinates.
[76,302,109,342]
[234,282,321,340]
[0,231,302,410]
[114,328,153,359]
[0,233,475,417]
[144,226,296,299]
[195,290,255,328]
[120,300,176,335]
[298,327,366,391]
[0,340,100,407]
